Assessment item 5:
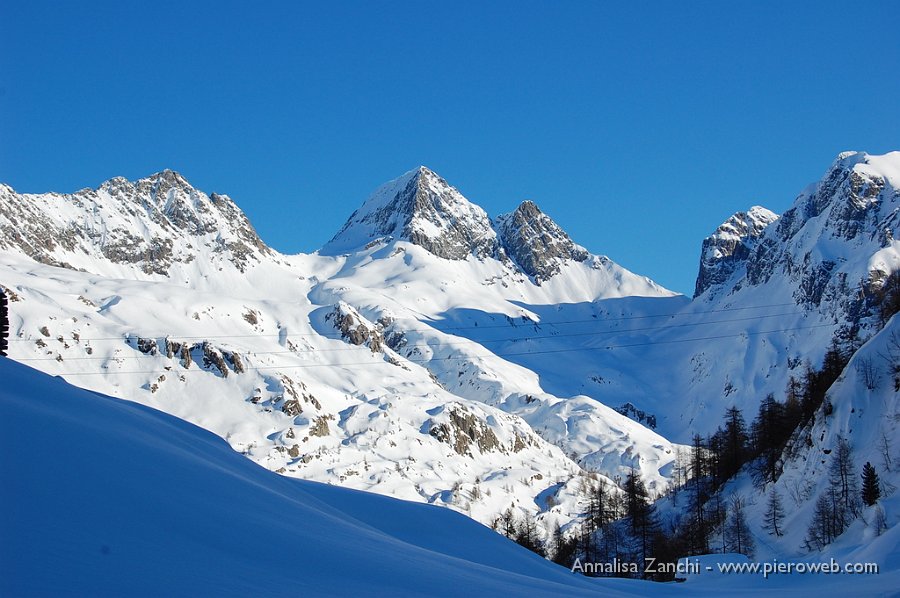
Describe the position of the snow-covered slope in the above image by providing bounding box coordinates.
[675,150,900,433]
[3,357,895,596]
[753,313,900,561]
[649,313,900,586]
[0,166,682,541]
[475,151,900,442]
[0,357,617,596]
[0,170,272,278]
[2,151,899,549]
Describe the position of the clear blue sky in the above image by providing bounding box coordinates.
[2,1,898,295]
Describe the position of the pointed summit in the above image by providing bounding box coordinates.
[0,170,270,276]
[494,200,589,283]
[323,166,499,260]
[694,206,778,297]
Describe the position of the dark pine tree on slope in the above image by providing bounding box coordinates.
[764,489,785,537]
[805,437,860,551]
[862,462,882,507]
[624,467,660,573]
[724,495,755,558]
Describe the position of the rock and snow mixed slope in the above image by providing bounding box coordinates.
[0,170,272,277]
[0,166,681,537]
[0,358,615,597]
[2,151,900,548]
[469,151,900,442]
[3,357,895,596]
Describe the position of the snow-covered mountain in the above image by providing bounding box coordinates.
[0,170,271,278]
[694,206,779,298]
[4,314,896,596]
[697,151,900,312]
[2,151,899,555]
[324,166,501,260]
[0,165,680,539]
[0,357,624,596]
[485,151,900,442]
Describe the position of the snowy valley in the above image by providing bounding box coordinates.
[2,151,900,593]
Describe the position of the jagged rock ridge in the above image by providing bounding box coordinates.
[695,152,900,316]
[694,206,778,297]
[0,170,270,275]
[495,200,590,283]
[323,166,500,260]
[326,166,641,286]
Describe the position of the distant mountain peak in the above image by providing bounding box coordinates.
[495,200,589,283]
[0,171,270,277]
[694,206,779,298]
[695,150,900,309]
[323,166,499,260]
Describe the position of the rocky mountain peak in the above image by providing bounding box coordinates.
[693,150,900,322]
[495,200,589,284]
[323,166,499,260]
[0,171,270,277]
[694,205,778,297]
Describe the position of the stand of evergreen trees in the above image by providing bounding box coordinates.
[530,331,876,579]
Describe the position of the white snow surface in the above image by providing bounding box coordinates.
[2,151,900,556]
[0,166,683,537]
[2,358,896,595]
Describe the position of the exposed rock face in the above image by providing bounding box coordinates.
[495,200,589,283]
[275,375,320,416]
[327,302,383,353]
[160,337,246,377]
[325,166,666,288]
[695,151,900,324]
[309,415,332,437]
[694,206,778,297]
[201,342,229,378]
[324,166,500,260]
[135,337,159,355]
[0,171,271,277]
[426,404,501,457]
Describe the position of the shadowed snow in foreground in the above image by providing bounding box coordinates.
[1,357,896,596]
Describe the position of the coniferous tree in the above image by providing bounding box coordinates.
[724,495,755,558]
[550,521,578,567]
[707,431,725,488]
[514,514,545,556]
[806,437,861,550]
[623,468,660,572]
[805,491,834,550]
[763,489,784,537]
[721,406,750,480]
[495,507,517,539]
[830,436,860,519]
[751,394,788,483]
[688,434,710,554]
[861,462,882,507]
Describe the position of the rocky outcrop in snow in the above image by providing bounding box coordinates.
[694,206,778,297]
[0,170,271,276]
[326,302,384,353]
[495,200,589,284]
[323,166,500,260]
[695,152,900,319]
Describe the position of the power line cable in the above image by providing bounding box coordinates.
[8,301,799,343]
[15,309,810,362]
[49,322,834,377]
